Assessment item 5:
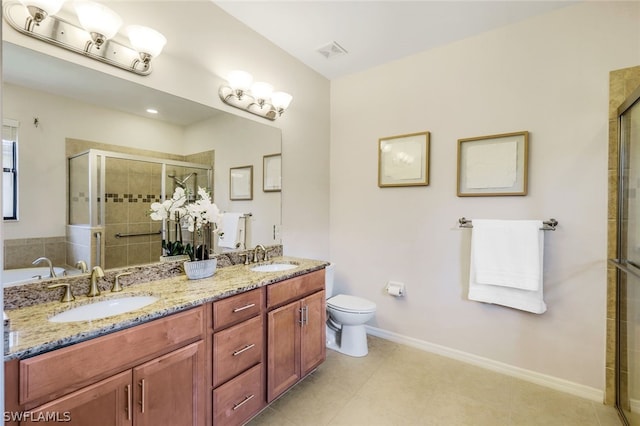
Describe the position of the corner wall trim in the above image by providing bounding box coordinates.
[365,325,603,403]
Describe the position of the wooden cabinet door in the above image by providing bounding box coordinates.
[20,370,132,426]
[133,341,205,426]
[300,290,326,376]
[267,301,301,402]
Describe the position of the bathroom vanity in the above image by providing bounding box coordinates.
[3,257,327,426]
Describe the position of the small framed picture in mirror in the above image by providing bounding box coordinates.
[263,154,282,192]
[230,165,253,200]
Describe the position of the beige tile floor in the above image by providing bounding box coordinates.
[248,336,622,426]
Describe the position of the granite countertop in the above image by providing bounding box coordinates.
[4,256,328,361]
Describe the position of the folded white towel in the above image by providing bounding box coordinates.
[467,219,547,314]
[472,219,542,291]
[218,212,243,249]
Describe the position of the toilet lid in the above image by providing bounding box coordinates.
[327,294,376,313]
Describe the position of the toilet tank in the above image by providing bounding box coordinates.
[325,263,335,298]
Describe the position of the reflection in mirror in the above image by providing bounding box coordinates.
[68,148,214,270]
[2,42,282,286]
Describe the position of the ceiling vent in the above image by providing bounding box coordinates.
[317,41,348,59]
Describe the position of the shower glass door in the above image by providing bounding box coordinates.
[68,149,213,270]
[617,86,640,425]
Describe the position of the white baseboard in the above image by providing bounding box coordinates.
[365,325,603,403]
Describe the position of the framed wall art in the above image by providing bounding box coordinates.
[263,153,281,192]
[378,131,430,187]
[230,165,253,200]
[457,131,529,196]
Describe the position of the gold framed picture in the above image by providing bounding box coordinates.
[263,154,281,192]
[230,165,253,200]
[378,131,430,187]
[457,131,529,196]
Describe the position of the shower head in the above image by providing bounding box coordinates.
[168,172,197,188]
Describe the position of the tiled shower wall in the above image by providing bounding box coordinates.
[607,65,640,405]
[3,236,67,269]
[103,157,164,269]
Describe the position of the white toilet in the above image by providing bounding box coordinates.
[325,263,377,357]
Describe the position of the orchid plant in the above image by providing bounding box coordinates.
[150,187,223,261]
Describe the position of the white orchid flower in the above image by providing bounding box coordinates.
[172,187,185,200]
[150,186,223,244]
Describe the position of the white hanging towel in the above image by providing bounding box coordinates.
[218,212,243,249]
[467,219,547,314]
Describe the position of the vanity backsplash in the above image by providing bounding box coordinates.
[4,245,283,310]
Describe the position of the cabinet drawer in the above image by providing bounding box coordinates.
[267,269,325,309]
[213,288,263,331]
[20,306,204,406]
[213,364,264,426]
[213,316,263,387]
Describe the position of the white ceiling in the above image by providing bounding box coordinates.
[213,1,577,80]
[2,0,578,125]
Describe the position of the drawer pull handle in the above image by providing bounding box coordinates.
[233,303,256,313]
[125,384,132,420]
[233,343,256,356]
[299,306,309,326]
[233,394,255,410]
[139,379,145,413]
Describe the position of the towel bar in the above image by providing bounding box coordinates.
[458,217,558,231]
[115,230,162,238]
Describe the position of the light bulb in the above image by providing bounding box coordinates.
[227,70,253,92]
[251,82,273,103]
[74,1,122,45]
[127,25,167,59]
[271,91,293,111]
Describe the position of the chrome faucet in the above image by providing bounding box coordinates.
[87,266,104,297]
[75,260,88,273]
[32,257,56,278]
[253,244,267,263]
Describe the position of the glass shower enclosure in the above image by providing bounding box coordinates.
[68,149,212,270]
[614,85,640,425]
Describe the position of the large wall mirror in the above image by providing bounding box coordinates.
[1,42,282,286]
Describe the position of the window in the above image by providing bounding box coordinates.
[3,119,18,220]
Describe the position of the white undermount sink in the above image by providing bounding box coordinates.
[49,296,159,323]
[250,263,298,273]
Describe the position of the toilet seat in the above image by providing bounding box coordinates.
[327,294,376,314]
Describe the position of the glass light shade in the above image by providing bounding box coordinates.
[74,1,122,40]
[271,91,293,110]
[227,70,253,92]
[127,25,167,57]
[19,0,65,15]
[251,82,273,101]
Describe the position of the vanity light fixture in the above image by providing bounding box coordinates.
[4,0,167,76]
[219,70,293,121]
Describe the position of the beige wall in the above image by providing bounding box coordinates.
[330,1,640,395]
